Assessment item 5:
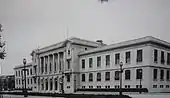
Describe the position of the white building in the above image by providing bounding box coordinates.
[14,62,34,90]
[30,37,102,93]
[14,36,170,93]
[78,36,170,93]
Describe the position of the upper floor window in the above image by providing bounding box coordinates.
[106,55,110,66]
[45,63,47,73]
[160,69,164,81]
[18,71,20,77]
[49,63,52,72]
[97,56,101,68]
[136,69,143,79]
[166,70,170,81]
[137,50,143,63]
[82,59,85,69]
[125,51,131,64]
[67,59,71,69]
[153,69,158,80]
[154,49,158,63]
[66,74,70,82]
[89,73,93,82]
[161,51,165,64]
[105,72,110,81]
[30,69,32,75]
[115,71,120,80]
[89,58,93,68]
[115,53,120,64]
[97,72,101,81]
[27,70,29,76]
[68,50,70,55]
[167,53,170,65]
[16,71,17,77]
[54,61,57,72]
[125,70,131,80]
[82,74,85,82]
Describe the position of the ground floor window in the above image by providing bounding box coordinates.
[54,78,58,90]
[82,86,85,88]
[136,85,142,88]
[97,86,101,88]
[153,85,157,88]
[115,85,120,88]
[46,79,48,90]
[166,85,170,88]
[160,85,164,88]
[89,86,93,88]
[50,79,53,90]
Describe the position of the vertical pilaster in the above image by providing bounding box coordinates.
[53,54,55,73]
[48,55,50,74]
[43,57,45,74]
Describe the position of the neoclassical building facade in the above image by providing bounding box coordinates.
[14,36,170,93]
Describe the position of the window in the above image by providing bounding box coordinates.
[153,85,157,88]
[97,86,101,88]
[105,72,110,81]
[89,58,93,68]
[115,71,120,80]
[31,78,32,84]
[166,85,170,88]
[153,69,158,80]
[54,61,57,72]
[49,63,52,72]
[41,79,44,90]
[115,85,120,88]
[30,69,32,75]
[106,55,110,66]
[27,79,29,84]
[85,48,87,50]
[160,85,164,88]
[46,79,48,90]
[89,86,93,88]
[97,72,101,81]
[45,63,47,73]
[160,69,164,81]
[137,50,143,63]
[68,50,70,55]
[154,49,158,63]
[27,70,29,75]
[34,66,37,74]
[105,85,110,88]
[89,73,93,82]
[66,74,70,82]
[126,51,131,64]
[125,85,130,88]
[41,58,44,74]
[97,56,101,67]
[115,53,120,64]
[16,71,17,77]
[82,59,85,69]
[82,86,86,88]
[82,74,85,82]
[125,70,131,80]
[136,85,142,88]
[18,71,20,77]
[136,69,143,79]
[19,79,20,85]
[167,70,170,81]
[161,51,165,64]
[55,78,58,90]
[67,60,71,69]
[167,53,170,65]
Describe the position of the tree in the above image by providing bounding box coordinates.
[0,24,6,59]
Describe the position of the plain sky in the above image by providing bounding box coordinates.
[0,0,170,75]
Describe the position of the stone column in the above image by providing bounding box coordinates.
[48,55,50,74]
[52,54,55,73]
[43,57,45,74]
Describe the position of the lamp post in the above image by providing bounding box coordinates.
[119,62,123,96]
[22,58,28,97]
[139,70,142,94]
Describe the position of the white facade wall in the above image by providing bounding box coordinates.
[79,44,170,92]
[14,64,34,90]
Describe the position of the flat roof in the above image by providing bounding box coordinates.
[78,36,170,56]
